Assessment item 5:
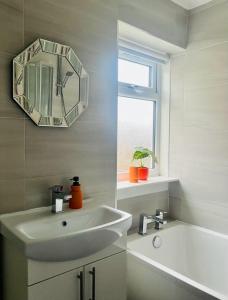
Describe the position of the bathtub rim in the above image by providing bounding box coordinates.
[127,220,228,300]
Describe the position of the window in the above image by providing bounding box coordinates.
[117,46,160,173]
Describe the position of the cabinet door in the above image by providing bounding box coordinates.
[28,267,84,300]
[85,252,126,300]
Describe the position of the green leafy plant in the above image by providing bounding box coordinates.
[132,147,158,167]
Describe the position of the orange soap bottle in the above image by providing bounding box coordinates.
[69,176,83,209]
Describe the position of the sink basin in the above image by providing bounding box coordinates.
[0,204,132,262]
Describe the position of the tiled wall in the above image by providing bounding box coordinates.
[0,0,188,214]
[118,191,168,231]
[169,0,228,234]
[0,0,118,213]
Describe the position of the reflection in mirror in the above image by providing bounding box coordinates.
[13,39,89,127]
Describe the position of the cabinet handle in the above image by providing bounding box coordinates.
[89,267,96,300]
[77,271,84,300]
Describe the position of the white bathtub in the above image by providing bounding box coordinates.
[127,221,228,300]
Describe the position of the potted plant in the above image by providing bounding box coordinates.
[132,147,158,181]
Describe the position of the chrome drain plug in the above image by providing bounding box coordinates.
[152,235,162,248]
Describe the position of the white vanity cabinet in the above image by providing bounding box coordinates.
[1,204,131,300]
[27,252,126,300]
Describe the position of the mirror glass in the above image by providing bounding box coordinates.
[13,39,89,127]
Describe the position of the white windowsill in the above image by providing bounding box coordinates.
[117,176,178,201]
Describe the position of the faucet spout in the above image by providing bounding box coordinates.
[50,185,72,213]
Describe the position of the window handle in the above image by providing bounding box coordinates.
[128,84,144,94]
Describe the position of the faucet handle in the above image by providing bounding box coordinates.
[64,194,72,202]
[156,209,168,219]
[50,185,63,193]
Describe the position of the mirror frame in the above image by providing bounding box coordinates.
[13,38,89,127]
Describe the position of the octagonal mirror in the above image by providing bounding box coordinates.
[13,39,89,127]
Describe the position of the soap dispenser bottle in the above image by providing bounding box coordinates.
[69,176,83,209]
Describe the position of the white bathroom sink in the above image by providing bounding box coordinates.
[0,204,132,262]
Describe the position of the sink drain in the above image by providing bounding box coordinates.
[152,235,162,248]
[62,221,67,227]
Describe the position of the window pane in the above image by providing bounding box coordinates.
[118,59,150,87]
[117,97,155,171]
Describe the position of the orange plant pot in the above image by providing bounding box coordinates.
[129,166,138,183]
[138,167,149,181]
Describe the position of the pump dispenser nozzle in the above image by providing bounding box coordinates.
[70,176,80,186]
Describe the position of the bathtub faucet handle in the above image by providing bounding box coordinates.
[156,209,168,219]
[154,209,168,230]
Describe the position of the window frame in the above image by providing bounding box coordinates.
[117,46,161,176]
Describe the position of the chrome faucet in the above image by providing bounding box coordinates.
[50,185,72,213]
[138,209,168,235]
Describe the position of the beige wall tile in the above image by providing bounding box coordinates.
[171,54,186,79]
[170,1,228,234]
[184,85,228,130]
[170,54,186,127]
[0,118,25,180]
[170,196,228,235]
[185,43,228,79]
[25,118,116,203]
[25,119,115,175]
[24,0,117,55]
[182,126,228,169]
[0,0,23,54]
[117,191,168,230]
[0,179,25,213]
[188,1,228,48]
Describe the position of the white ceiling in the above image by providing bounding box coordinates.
[171,0,213,10]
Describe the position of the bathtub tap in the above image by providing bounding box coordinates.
[138,209,168,235]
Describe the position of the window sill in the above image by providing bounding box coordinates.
[117,176,178,201]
